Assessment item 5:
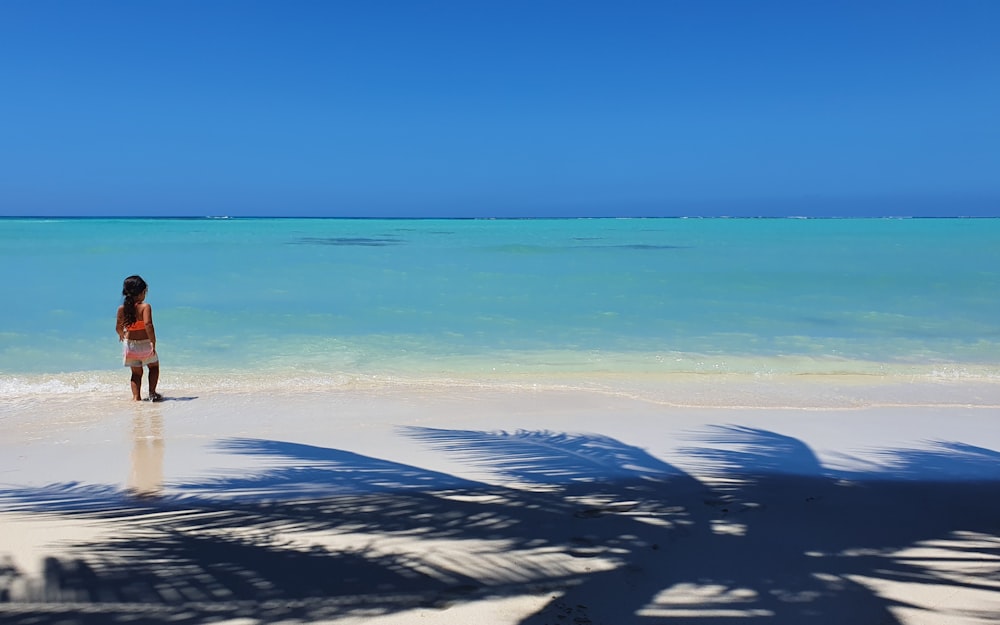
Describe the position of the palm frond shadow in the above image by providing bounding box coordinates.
[173,437,483,500]
[682,425,835,479]
[1,424,999,625]
[869,440,1000,480]
[400,426,696,484]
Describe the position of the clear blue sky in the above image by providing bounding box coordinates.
[1,1,997,217]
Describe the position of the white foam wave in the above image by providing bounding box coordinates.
[0,374,121,398]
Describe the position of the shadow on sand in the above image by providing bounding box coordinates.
[1,425,999,624]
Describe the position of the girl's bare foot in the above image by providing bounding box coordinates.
[148,392,163,402]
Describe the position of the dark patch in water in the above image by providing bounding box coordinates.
[494,242,688,253]
[800,316,840,327]
[574,243,688,250]
[294,236,404,247]
[615,244,686,250]
[390,229,454,235]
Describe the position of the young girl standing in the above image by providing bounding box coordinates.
[116,275,162,401]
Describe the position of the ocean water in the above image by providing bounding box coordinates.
[1,217,998,397]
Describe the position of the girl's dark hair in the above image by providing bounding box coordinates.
[122,275,148,327]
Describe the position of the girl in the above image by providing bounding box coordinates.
[116,275,161,401]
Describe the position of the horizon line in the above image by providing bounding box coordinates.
[1,214,998,221]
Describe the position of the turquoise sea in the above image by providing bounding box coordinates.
[1,217,998,396]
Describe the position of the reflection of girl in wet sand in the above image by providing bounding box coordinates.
[129,411,164,498]
[116,275,161,402]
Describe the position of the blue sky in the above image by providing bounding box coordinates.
[1,1,997,217]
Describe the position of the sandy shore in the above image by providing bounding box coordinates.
[2,377,999,624]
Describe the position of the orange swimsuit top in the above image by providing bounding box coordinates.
[126,320,146,331]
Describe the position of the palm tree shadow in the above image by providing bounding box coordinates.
[0,425,998,625]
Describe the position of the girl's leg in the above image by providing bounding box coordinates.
[148,364,161,401]
[130,367,144,401]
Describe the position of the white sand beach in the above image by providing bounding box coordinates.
[2,376,999,624]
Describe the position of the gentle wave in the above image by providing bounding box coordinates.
[3,358,999,410]
[0,373,122,397]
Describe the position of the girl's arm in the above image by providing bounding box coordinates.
[116,306,125,341]
[144,304,156,351]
